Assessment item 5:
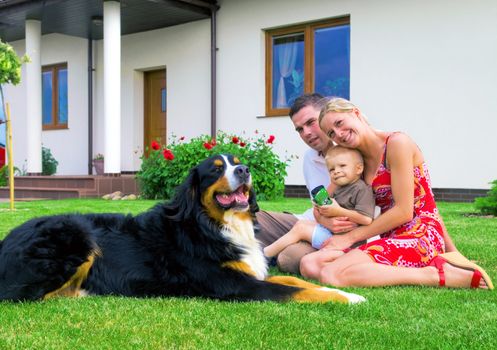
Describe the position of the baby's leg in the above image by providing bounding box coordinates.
[263,220,317,257]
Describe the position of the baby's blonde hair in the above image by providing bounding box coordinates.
[325,145,364,168]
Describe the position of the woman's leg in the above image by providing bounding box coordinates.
[263,220,316,257]
[300,248,345,280]
[319,249,488,289]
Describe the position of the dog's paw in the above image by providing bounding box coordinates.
[318,287,366,304]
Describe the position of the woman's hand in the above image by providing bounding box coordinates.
[321,231,356,250]
[313,207,358,233]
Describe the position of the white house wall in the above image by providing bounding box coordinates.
[3,0,497,190]
[216,0,497,189]
[5,34,88,175]
[93,19,212,172]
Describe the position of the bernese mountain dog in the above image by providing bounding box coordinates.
[0,154,364,304]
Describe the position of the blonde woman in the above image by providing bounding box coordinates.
[299,97,493,289]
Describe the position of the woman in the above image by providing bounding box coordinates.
[299,97,493,289]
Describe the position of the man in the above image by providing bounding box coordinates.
[256,93,357,274]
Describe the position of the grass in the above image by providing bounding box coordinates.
[1,198,496,349]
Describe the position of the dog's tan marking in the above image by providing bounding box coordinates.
[291,288,350,303]
[233,157,240,164]
[214,159,223,167]
[43,252,97,300]
[266,276,324,289]
[222,261,256,277]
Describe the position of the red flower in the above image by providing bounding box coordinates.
[267,135,275,144]
[151,141,160,150]
[239,142,246,147]
[179,136,185,141]
[232,136,239,144]
[210,139,217,146]
[203,142,213,150]
[162,149,174,161]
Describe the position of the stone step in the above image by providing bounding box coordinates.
[13,176,97,190]
[0,186,81,200]
[0,175,138,200]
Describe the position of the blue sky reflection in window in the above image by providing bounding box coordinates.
[58,68,68,124]
[42,70,53,125]
[314,24,350,99]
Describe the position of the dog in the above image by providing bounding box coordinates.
[0,154,364,304]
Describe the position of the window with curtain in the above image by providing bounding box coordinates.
[265,17,350,116]
[42,63,68,130]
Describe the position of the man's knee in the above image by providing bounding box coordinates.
[277,242,316,275]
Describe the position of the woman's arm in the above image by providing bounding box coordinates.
[323,134,417,248]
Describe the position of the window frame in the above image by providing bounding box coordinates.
[265,16,350,117]
[42,62,68,130]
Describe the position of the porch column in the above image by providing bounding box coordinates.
[103,0,121,175]
[25,19,42,175]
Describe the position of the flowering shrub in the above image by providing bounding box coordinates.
[136,131,292,200]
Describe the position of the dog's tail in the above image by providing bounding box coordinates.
[0,215,98,301]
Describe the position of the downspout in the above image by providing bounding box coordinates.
[210,6,217,139]
[88,38,94,175]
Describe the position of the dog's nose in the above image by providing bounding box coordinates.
[235,165,250,182]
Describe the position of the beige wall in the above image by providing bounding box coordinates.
[5,0,497,189]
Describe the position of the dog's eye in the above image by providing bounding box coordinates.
[215,166,223,173]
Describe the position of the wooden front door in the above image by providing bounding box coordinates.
[144,69,167,154]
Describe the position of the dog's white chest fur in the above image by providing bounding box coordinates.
[221,212,268,280]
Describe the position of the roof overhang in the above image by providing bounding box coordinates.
[0,0,219,42]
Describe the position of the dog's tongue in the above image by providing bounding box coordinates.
[216,188,248,206]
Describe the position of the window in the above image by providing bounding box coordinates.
[42,63,68,130]
[265,17,350,116]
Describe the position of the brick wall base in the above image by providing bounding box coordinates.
[284,185,488,203]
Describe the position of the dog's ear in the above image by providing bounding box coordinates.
[167,167,200,220]
[248,187,259,214]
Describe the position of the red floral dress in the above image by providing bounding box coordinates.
[358,134,445,267]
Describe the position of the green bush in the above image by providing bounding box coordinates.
[42,146,58,175]
[0,164,21,186]
[136,131,292,200]
[0,165,7,186]
[475,179,497,216]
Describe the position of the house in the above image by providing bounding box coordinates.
[1,109,5,168]
[1,0,496,201]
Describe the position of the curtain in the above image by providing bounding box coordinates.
[276,38,299,108]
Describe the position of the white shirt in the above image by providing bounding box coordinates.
[298,148,330,220]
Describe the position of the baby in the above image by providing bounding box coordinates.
[263,146,375,259]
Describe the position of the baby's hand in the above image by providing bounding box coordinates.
[317,200,342,217]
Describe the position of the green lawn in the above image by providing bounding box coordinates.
[1,199,496,349]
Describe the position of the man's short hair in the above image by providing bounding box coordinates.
[289,93,326,118]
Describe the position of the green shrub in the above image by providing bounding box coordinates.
[0,165,7,186]
[475,179,497,215]
[137,131,292,200]
[0,164,21,186]
[42,146,58,175]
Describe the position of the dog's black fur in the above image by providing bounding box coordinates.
[0,154,361,304]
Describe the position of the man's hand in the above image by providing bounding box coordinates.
[313,208,357,233]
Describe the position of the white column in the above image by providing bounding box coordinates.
[103,0,121,174]
[25,20,42,174]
